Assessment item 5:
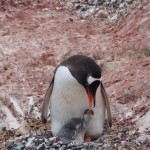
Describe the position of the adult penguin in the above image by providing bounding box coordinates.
[41,55,112,139]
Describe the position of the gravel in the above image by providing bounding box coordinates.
[4,132,101,150]
[65,0,148,23]
[3,128,150,150]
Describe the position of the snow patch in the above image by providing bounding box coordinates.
[137,134,150,142]
[28,96,34,106]
[32,107,41,119]
[137,110,150,132]
[2,106,20,129]
[10,96,24,117]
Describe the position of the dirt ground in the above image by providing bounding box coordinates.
[0,0,150,149]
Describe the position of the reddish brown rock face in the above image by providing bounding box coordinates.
[0,0,150,148]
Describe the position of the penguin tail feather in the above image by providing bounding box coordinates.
[101,82,112,127]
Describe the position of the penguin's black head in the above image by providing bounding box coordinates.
[61,55,101,107]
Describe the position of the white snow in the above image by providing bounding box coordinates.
[28,96,34,106]
[137,110,150,132]
[2,106,20,129]
[10,96,24,117]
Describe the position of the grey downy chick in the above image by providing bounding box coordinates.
[58,109,94,143]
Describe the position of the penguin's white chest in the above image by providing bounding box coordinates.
[51,66,89,136]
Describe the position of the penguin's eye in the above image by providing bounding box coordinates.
[87,75,101,85]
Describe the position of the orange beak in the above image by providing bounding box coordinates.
[87,89,93,107]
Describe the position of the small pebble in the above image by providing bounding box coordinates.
[16,143,25,150]
[121,128,129,133]
[37,143,46,150]
[45,140,53,146]
[97,10,109,18]
[102,143,110,150]
[121,140,127,147]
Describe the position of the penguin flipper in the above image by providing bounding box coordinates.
[101,82,112,127]
[41,78,54,124]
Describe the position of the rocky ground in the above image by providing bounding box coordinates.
[0,0,150,149]
[65,0,148,24]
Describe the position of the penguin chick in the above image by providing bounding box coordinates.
[58,109,94,143]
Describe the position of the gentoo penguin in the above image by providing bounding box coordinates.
[58,109,94,143]
[41,55,112,139]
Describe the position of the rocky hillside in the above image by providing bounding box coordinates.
[0,0,150,149]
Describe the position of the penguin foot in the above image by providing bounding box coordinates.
[84,136,92,142]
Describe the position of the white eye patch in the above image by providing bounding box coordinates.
[87,75,102,85]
